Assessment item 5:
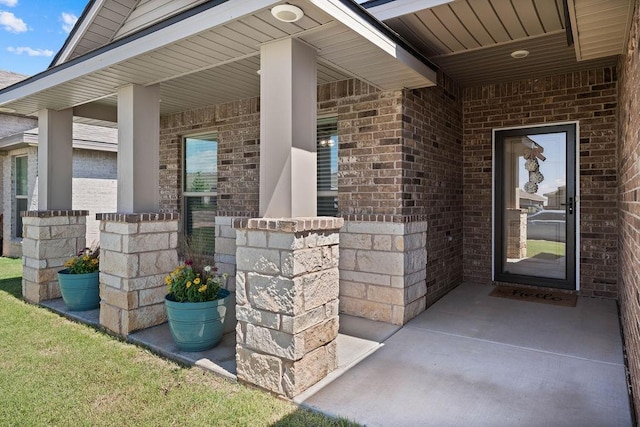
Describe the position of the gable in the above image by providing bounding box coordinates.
[53,0,208,67]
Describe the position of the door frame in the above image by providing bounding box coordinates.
[492,121,580,290]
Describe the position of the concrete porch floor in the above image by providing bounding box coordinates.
[42,281,633,426]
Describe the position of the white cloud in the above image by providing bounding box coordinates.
[7,46,54,57]
[0,0,18,7]
[0,11,26,33]
[61,12,77,33]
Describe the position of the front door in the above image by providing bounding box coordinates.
[494,124,577,290]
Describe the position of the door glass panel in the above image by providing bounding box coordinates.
[502,133,567,280]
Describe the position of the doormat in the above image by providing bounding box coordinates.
[489,285,577,307]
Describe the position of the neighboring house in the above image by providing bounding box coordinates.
[0,0,638,410]
[518,189,546,212]
[544,185,567,210]
[0,70,38,256]
[0,123,117,257]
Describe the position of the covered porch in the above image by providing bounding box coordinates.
[0,0,638,414]
[40,281,633,425]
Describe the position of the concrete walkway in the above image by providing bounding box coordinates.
[298,282,634,427]
[42,282,633,426]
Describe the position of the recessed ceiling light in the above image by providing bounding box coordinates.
[271,5,304,23]
[511,50,530,59]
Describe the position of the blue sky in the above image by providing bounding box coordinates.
[0,0,88,76]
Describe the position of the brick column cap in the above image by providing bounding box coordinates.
[234,217,344,232]
[22,210,89,218]
[96,212,180,223]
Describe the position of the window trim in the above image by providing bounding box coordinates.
[14,155,28,239]
[181,133,218,242]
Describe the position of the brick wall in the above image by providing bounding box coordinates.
[0,113,36,139]
[618,0,640,414]
[463,67,619,297]
[72,149,117,246]
[404,73,464,304]
[159,100,260,216]
[160,78,462,323]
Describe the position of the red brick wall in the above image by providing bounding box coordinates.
[463,67,619,297]
[618,0,640,414]
[404,73,464,304]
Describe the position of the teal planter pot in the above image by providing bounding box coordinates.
[57,270,100,311]
[165,289,230,352]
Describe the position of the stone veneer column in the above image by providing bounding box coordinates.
[21,210,88,303]
[506,208,527,259]
[234,217,342,398]
[97,213,179,335]
[339,220,428,325]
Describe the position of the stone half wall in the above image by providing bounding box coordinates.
[618,0,640,414]
[463,66,619,297]
[339,220,427,325]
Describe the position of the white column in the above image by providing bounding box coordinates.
[37,108,73,210]
[117,84,160,213]
[259,38,317,217]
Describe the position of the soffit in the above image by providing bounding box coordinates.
[377,0,630,86]
[0,0,436,117]
[567,0,634,61]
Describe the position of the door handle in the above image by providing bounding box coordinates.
[561,197,574,215]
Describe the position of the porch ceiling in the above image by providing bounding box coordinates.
[372,0,629,86]
[0,0,436,118]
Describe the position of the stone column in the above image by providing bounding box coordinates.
[21,210,87,303]
[98,213,179,336]
[339,220,428,325]
[506,208,527,259]
[235,217,342,398]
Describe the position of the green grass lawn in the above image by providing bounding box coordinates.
[0,257,357,427]
[526,240,566,260]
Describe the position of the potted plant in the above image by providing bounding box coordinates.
[57,246,100,311]
[164,260,229,352]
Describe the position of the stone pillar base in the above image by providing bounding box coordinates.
[97,213,179,335]
[234,217,342,398]
[21,210,88,303]
[506,208,527,259]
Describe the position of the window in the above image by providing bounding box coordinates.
[317,117,338,216]
[183,135,217,255]
[14,156,28,238]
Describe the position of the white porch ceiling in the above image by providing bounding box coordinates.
[0,0,436,118]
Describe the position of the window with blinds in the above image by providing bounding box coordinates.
[14,156,27,238]
[317,117,338,216]
[183,135,217,255]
